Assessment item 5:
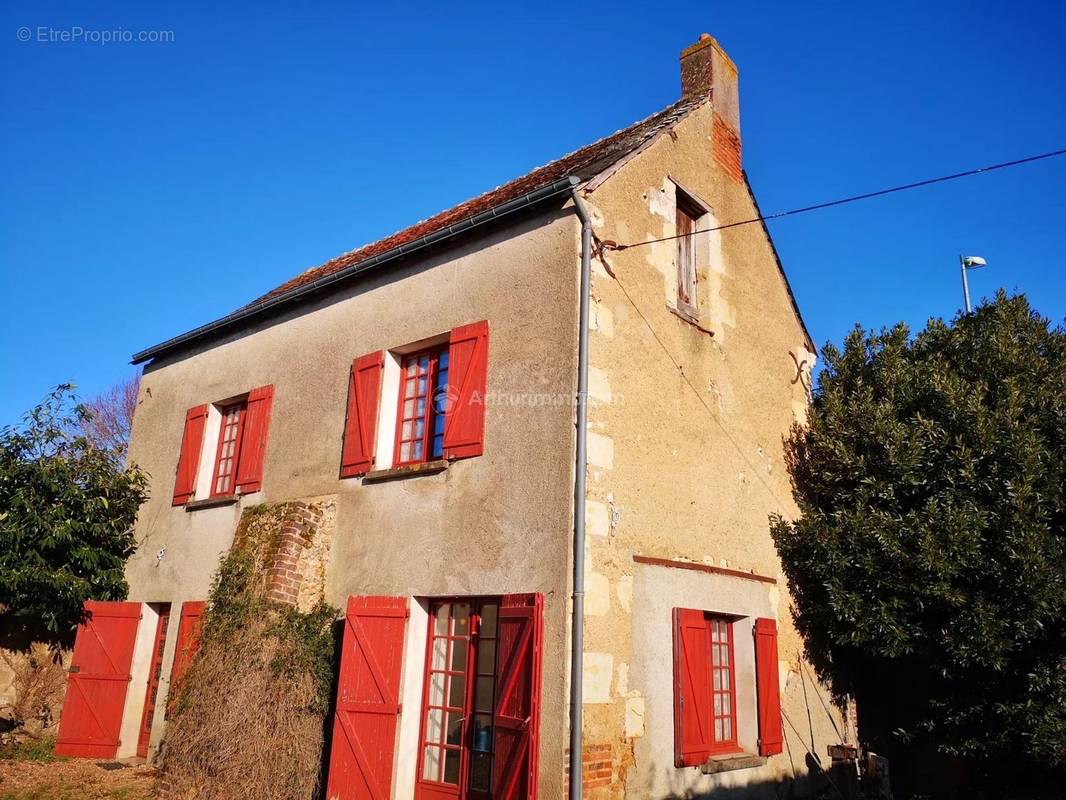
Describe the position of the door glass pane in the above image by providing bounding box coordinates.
[423,745,442,781]
[428,672,445,706]
[476,640,496,674]
[450,638,468,672]
[446,711,463,745]
[448,670,466,708]
[434,604,450,635]
[470,751,491,792]
[480,604,498,637]
[443,749,461,784]
[426,708,444,743]
[475,676,494,713]
[472,714,493,752]
[453,603,471,635]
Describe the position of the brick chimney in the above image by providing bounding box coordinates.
[680,33,742,181]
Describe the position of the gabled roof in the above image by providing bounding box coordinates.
[246,95,706,309]
[132,96,706,364]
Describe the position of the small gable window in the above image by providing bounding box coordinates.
[676,190,704,316]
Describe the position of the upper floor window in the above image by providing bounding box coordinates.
[676,191,703,315]
[394,346,450,466]
[211,401,247,496]
[171,385,274,506]
[339,320,488,478]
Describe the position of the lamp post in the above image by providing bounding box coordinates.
[959,255,987,314]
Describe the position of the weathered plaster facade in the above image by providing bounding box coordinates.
[570,41,841,798]
[105,30,842,800]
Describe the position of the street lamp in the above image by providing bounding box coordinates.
[959,255,987,314]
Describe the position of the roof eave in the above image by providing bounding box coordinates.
[131,175,582,365]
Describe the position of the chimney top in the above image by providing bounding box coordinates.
[679,33,742,179]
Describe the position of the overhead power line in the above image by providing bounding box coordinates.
[603,147,1066,251]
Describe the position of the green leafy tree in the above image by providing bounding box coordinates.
[0,385,149,633]
[771,293,1065,793]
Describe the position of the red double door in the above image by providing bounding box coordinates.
[55,600,207,760]
[326,594,543,800]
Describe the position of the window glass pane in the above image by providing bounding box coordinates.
[416,397,426,417]
[412,441,423,460]
[414,418,425,439]
[713,669,722,690]
[428,671,446,706]
[475,676,494,713]
[422,746,442,782]
[443,749,461,785]
[400,442,411,462]
[715,717,724,741]
[477,640,496,674]
[426,707,444,743]
[473,713,493,751]
[446,711,463,745]
[722,717,732,741]
[480,604,497,637]
[434,605,450,635]
[722,693,731,715]
[714,693,721,715]
[720,644,729,666]
[404,398,415,417]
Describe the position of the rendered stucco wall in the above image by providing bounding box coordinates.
[577,100,841,798]
[124,207,581,794]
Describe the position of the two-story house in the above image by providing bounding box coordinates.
[53,32,845,799]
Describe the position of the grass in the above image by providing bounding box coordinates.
[0,737,64,763]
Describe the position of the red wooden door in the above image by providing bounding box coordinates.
[326,595,409,800]
[136,605,171,758]
[492,594,543,800]
[55,601,142,758]
[167,601,206,717]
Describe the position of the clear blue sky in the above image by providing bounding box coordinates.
[2,1,1064,425]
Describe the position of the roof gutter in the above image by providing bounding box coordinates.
[131,175,582,365]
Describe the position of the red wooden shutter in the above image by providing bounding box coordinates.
[172,405,208,505]
[340,352,384,477]
[673,608,713,767]
[234,384,274,494]
[55,601,142,758]
[326,595,408,800]
[493,593,544,800]
[170,601,207,688]
[443,320,489,460]
[754,617,784,756]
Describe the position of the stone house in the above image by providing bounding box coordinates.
[53,32,845,799]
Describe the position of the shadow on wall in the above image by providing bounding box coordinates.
[631,757,838,800]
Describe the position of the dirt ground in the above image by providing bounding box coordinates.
[0,758,157,800]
